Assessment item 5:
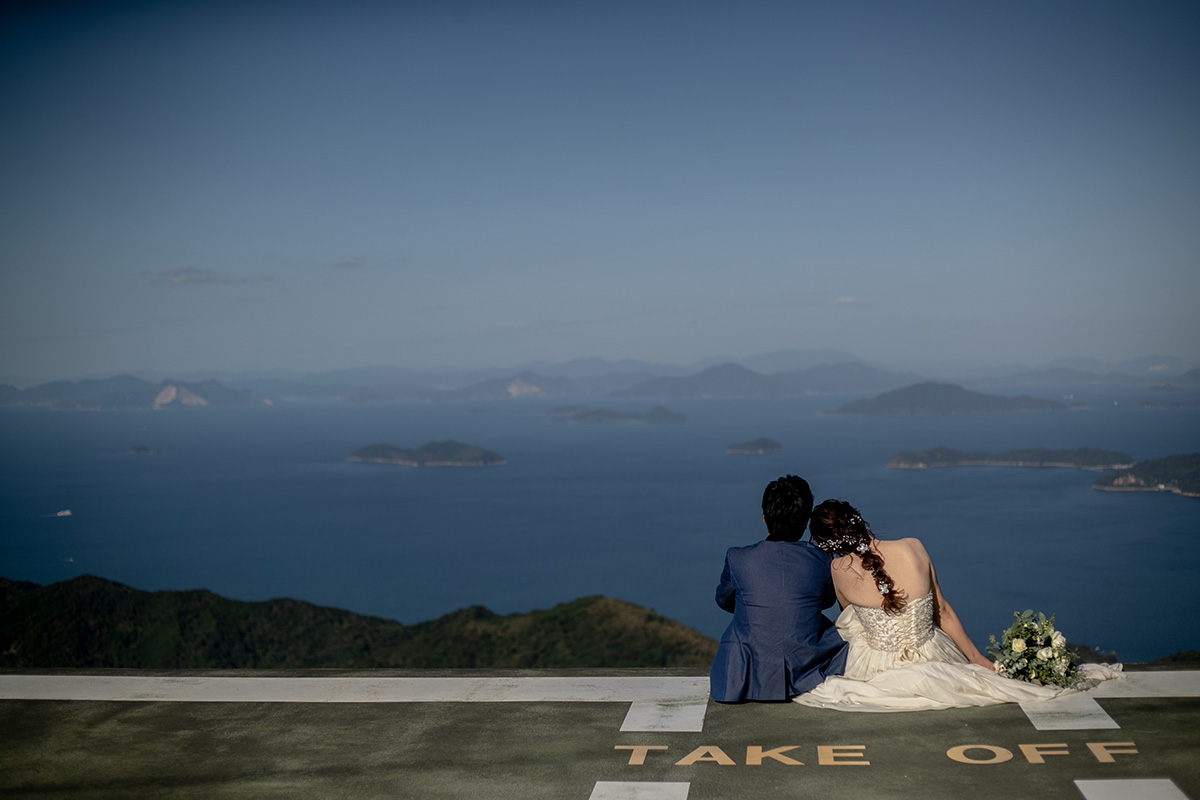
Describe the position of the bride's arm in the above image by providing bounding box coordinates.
[919,543,994,670]
[934,587,994,669]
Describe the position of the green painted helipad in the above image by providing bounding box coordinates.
[1,668,1197,799]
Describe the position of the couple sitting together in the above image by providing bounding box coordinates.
[710,475,1119,710]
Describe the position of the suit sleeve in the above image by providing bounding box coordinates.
[715,553,736,613]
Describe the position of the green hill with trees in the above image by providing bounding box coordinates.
[1092,454,1200,498]
[0,576,717,669]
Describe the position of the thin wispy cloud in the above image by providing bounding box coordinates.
[329,256,368,270]
[323,255,410,271]
[147,266,270,286]
[18,324,153,343]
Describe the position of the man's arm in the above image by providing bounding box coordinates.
[809,547,838,610]
[715,555,735,613]
[820,567,838,610]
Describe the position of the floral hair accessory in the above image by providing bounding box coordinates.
[813,509,873,555]
[814,533,862,554]
[877,581,891,595]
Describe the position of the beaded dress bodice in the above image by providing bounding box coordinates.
[851,592,935,655]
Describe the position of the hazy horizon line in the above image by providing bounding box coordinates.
[3,350,1195,391]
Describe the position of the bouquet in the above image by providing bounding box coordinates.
[987,610,1080,688]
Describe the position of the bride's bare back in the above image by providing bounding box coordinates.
[809,499,993,669]
[829,538,934,610]
[828,535,993,670]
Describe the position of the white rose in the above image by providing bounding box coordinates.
[1051,631,1066,649]
[1012,639,1027,653]
[1037,647,1054,661]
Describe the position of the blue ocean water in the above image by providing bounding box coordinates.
[2,389,1197,662]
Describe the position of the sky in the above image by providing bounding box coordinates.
[1,0,1198,386]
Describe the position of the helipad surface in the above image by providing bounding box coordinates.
[1,668,1197,799]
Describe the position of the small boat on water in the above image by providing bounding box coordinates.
[56,510,72,517]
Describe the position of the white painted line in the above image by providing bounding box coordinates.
[0,675,709,704]
[1075,778,1191,800]
[1020,694,1120,730]
[589,782,691,800]
[0,675,711,732]
[1090,672,1200,698]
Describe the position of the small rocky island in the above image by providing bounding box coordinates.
[830,382,1065,416]
[546,405,686,423]
[1093,454,1200,498]
[726,437,782,455]
[889,447,1134,471]
[348,441,505,467]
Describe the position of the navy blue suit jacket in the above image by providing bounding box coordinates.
[709,539,848,702]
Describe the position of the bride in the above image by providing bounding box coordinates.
[793,500,1119,711]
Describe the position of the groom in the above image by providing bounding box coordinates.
[709,475,848,702]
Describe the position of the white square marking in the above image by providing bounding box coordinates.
[1075,778,1190,800]
[1020,694,1120,730]
[621,700,708,732]
[589,781,691,799]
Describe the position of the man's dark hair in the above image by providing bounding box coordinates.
[761,475,814,542]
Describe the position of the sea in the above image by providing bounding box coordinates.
[2,383,1198,663]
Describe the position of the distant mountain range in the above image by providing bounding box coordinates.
[4,349,1196,408]
[1042,354,1194,376]
[615,361,925,399]
[0,576,717,669]
[967,367,1176,388]
[0,376,268,410]
[829,383,1067,416]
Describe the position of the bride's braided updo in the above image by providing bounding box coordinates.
[809,500,906,614]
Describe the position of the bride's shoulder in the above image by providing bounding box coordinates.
[877,536,922,547]
[879,537,932,558]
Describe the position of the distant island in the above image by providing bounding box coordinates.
[1093,454,1200,498]
[726,437,782,455]
[830,382,1066,417]
[546,405,686,424]
[128,446,160,456]
[348,441,505,467]
[543,404,590,416]
[889,446,1134,471]
[0,575,716,669]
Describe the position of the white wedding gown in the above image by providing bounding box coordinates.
[793,592,1121,712]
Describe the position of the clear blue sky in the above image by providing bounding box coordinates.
[2,0,1197,385]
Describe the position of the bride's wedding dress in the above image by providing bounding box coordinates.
[793,592,1121,711]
